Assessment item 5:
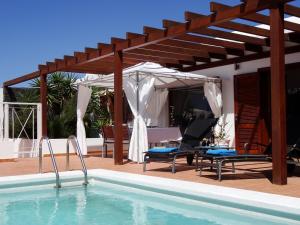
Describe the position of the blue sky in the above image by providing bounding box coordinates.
[1,0,299,86]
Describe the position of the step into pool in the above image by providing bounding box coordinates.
[0,173,299,225]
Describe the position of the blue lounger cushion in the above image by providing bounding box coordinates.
[148,147,179,153]
[206,149,237,156]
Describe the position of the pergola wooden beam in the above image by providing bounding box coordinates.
[128,48,196,62]
[161,39,230,56]
[97,43,114,55]
[211,2,300,33]
[126,32,147,48]
[38,65,48,75]
[158,39,229,58]
[284,4,300,17]
[195,26,267,46]
[176,33,249,50]
[194,56,211,63]
[163,20,246,56]
[46,62,57,72]
[181,44,300,71]
[3,71,40,87]
[84,48,100,59]
[185,11,268,38]
[140,44,212,60]
[74,52,88,63]
[64,55,77,67]
[55,59,66,70]
[111,37,129,50]
[178,60,196,66]
[188,12,270,37]
[164,63,184,70]
[186,0,285,31]
[143,26,166,42]
[185,12,268,46]
[118,0,287,51]
[124,52,181,65]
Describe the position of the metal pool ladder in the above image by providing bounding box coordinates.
[66,135,88,185]
[39,136,61,188]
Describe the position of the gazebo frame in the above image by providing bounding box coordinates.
[3,0,300,185]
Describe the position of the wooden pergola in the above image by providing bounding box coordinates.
[4,0,300,185]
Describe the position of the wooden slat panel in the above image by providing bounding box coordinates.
[234,73,263,154]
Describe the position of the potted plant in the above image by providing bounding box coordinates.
[214,121,230,146]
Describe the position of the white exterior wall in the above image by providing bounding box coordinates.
[0,138,108,159]
[194,52,300,147]
[0,141,15,158]
[0,137,130,159]
[42,138,112,154]
[0,88,3,139]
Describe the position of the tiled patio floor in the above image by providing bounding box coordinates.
[0,154,299,198]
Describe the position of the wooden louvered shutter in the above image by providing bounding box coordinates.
[234,73,267,154]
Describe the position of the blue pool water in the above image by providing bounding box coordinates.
[0,180,299,225]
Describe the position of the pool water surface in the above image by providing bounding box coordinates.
[0,179,299,225]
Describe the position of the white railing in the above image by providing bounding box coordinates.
[0,102,42,157]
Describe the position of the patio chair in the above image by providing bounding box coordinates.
[143,117,218,173]
[198,137,300,181]
[101,125,130,158]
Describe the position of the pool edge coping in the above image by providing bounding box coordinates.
[0,169,300,216]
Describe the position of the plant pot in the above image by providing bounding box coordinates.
[216,139,230,146]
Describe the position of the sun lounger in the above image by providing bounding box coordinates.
[143,146,195,173]
[143,117,218,173]
[198,138,300,181]
[197,149,271,181]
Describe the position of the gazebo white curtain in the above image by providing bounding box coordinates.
[124,74,155,163]
[77,85,92,155]
[144,89,169,127]
[204,82,223,118]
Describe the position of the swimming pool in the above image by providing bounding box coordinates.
[0,170,299,225]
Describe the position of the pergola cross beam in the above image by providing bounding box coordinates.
[211,2,300,33]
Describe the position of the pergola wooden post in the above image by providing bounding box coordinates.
[270,2,287,185]
[113,50,124,165]
[40,73,48,137]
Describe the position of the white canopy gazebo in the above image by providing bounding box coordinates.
[76,62,222,162]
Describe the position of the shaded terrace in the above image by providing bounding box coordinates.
[0,156,300,197]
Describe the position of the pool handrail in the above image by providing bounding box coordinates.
[66,135,88,185]
[39,136,61,188]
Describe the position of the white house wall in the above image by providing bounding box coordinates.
[0,138,120,159]
[0,88,3,139]
[194,52,300,147]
